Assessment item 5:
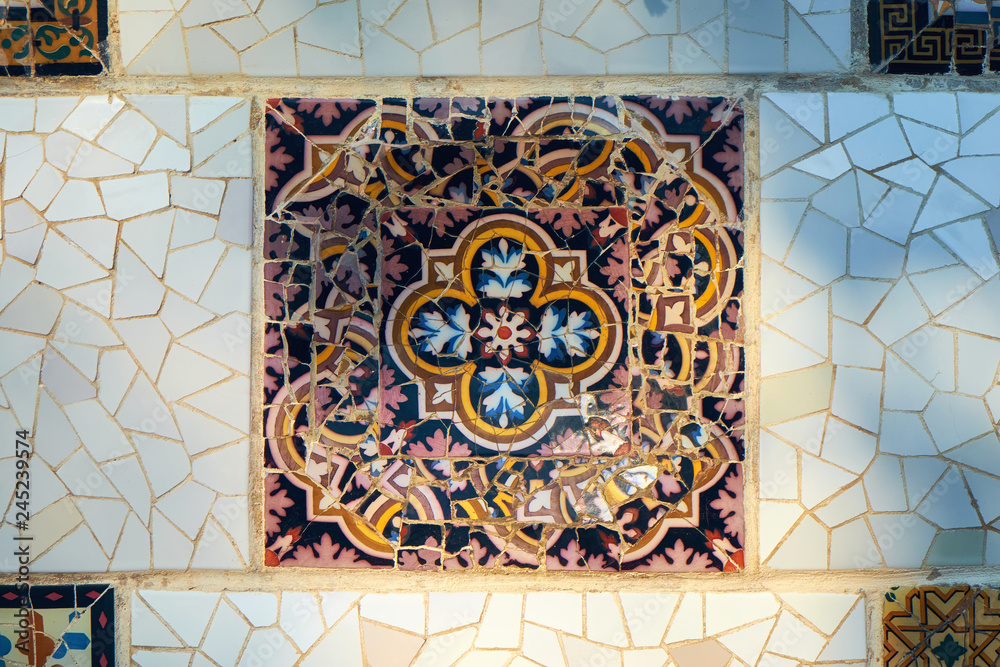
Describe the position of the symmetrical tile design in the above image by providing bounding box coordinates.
[0,584,115,666]
[0,95,252,572]
[884,586,1000,667]
[760,91,1000,569]
[132,589,865,666]
[264,96,746,571]
[118,0,849,76]
[869,0,1000,75]
[0,0,108,75]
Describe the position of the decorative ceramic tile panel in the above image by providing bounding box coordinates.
[869,0,1000,75]
[0,95,252,572]
[131,589,865,666]
[884,586,1000,667]
[0,584,115,666]
[118,0,849,76]
[264,96,746,571]
[760,91,1000,569]
[0,0,108,75]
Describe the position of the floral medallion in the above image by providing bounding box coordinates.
[383,207,627,453]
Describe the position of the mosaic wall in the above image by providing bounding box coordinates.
[131,589,866,666]
[760,91,1000,569]
[0,0,108,75]
[263,96,746,572]
[0,95,252,573]
[5,0,1000,661]
[0,584,115,666]
[117,0,849,76]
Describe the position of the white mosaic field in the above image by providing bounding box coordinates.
[0,95,253,572]
[760,91,1000,569]
[131,590,866,667]
[118,0,850,76]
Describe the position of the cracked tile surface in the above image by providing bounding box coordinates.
[0,0,108,75]
[130,589,865,666]
[760,91,1000,569]
[118,0,849,76]
[0,95,253,573]
[884,586,1000,667]
[0,584,115,666]
[263,96,746,571]
[869,0,1000,75]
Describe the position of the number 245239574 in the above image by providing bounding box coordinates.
[13,430,30,525]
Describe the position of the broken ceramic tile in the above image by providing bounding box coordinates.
[0,584,115,665]
[0,0,108,76]
[263,95,746,571]
[869,0,1000,75]
[0,95,253,573]
[884,586,1000,667]
[129,590,866,666]
[760,91,1000,570]
[118,0,848,76]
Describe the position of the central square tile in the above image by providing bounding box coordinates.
[264,96,746,571]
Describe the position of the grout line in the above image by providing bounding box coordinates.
[250,95,267,572]
[117,579,131,667]
[866,587,884,666]
[851,0,867,73]
[107,0,121,75]
[5,72,1000,99]
[742,88,762,575]
[2,566,998,594]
